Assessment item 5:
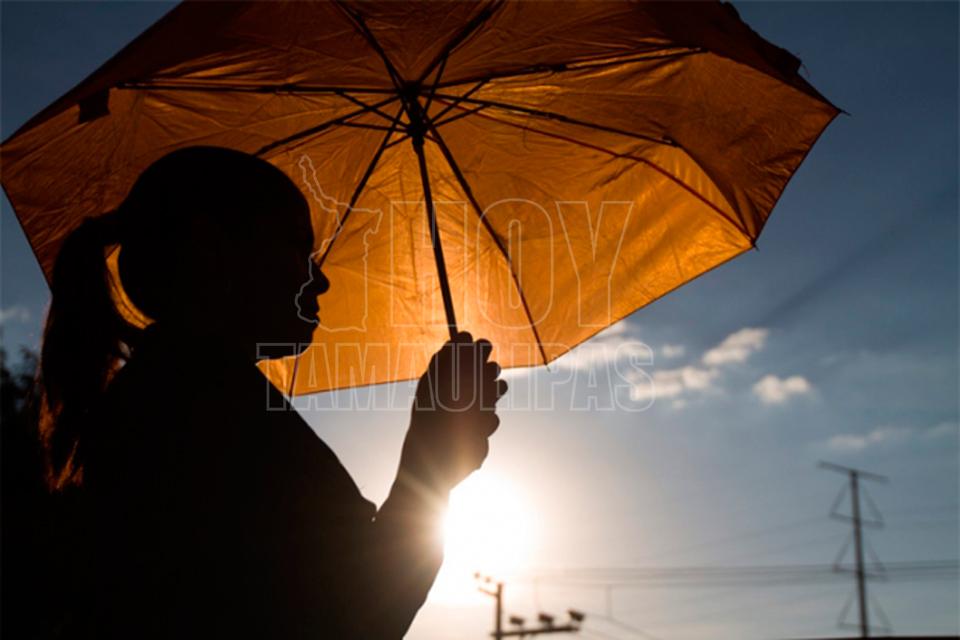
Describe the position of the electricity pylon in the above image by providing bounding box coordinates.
[819,461,888,638]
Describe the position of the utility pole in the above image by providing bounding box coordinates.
[819,461,887,639]
[476,573,584,638]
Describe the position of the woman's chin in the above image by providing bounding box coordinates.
[293,340,313,356]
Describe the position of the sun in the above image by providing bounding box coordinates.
[428,471,538,604]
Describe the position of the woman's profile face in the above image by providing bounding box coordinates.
[228,196,329,354]
[114,148,330,357]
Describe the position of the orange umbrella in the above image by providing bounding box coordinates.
[1,1,838,395]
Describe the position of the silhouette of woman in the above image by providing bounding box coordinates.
[38,146,506,639]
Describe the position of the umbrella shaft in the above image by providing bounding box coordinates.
[412,133,458,340]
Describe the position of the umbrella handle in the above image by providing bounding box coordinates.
[413,135,459,341]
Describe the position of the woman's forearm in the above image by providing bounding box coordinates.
[341,469,449,638]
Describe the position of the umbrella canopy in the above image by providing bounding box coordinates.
[1,1,838,395]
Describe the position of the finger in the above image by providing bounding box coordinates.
[427,339,462,405]
[480,372,498,404]
[437,332,467,370]
[452,340,481,388]
[481,376,497,410]
[477,339,493,363]
[483,360,501,380]
[431,340,452,371]
[482,378,507,409]
[480,367,505,410]
[448,333,475,368]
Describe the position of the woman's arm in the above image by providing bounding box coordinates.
[337,333,506,638]
[348,470,448,638]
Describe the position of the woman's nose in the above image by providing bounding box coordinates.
[310,265,330,295]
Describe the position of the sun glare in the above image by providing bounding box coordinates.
[429,471,538,604]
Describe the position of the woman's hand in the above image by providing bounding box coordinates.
[398,332,507,493]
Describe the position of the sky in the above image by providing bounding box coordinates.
[1,2,958,639]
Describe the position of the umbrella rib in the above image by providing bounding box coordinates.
[421,55,447,118]
[384,131,444,150]
[253,95,398,157]
[432,93,678,148]
[435,48,703,90]
[383,134,411,150]
[425,123,550,367]
[334,90,403,124]
[334,1,405,92]
[117,80,396,96]
[315,105,405,269]
[427,80,488,124]
[454,107,749,237]
[416,1,503,86]
[433,104,489,129]
[338,121,398,133]
[384,83,488,150]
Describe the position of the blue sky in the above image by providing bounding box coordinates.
[2,3,957,639]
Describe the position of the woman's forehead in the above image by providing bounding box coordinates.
[262,194,313,241]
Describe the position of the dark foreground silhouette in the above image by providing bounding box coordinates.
[23,146,505,639]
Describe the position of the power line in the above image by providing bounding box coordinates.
[652,580,843,629]
[518,560,958,587]
[712,530,848,564]
[630,513,830,564]
[580,611,662,640]
[476,573,585,639]
[500,465,956,638]
[884,502,959,516]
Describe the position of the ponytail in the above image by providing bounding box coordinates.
[39,212,141,489]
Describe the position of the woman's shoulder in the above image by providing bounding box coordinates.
[99,324,372,508]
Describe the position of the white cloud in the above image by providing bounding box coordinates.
[629,365,719,403]
[598,321,629,337]
[925,421,959,440]
[628,327,776,408]
[752,374,812,405]
[510,324,814,414]
[553,321,652,371]
[660,344,685,359]
[702,328,768,366]
[827,426,910,452]
[0,305,30,324]
[827,421,958,453]
[555,340,651,371]
[503,321,648,378]
[680,366,719,390]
